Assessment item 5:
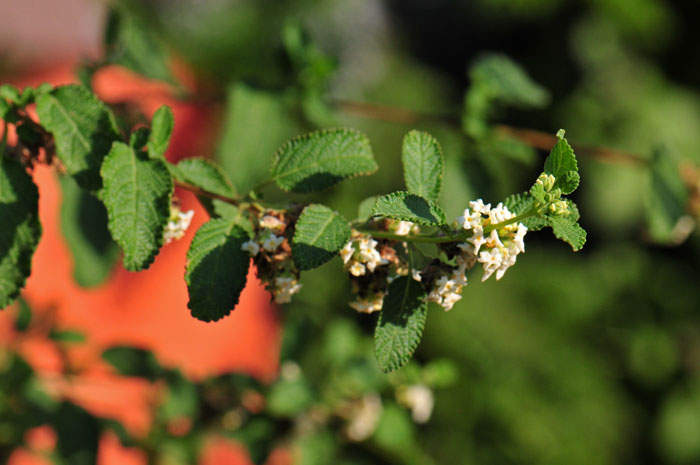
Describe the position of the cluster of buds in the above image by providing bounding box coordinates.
[341,221,420,314]
[163,202,194,244]
[240,212,302,304]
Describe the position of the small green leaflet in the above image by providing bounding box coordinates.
[185,218,250,322]
[372,191,446,226]
[646,147,689,243]
[375,276,428,373]
[292,204,351,271]
[402,130,444,202]
[175,158,236,197]
[148,105,174,158]
[36,85,121,190]
[59,175,119,287]
[101,142,173,271]
[175,158,237,218]
[0,157,42,309]
[271,128,378,193]
[550,217,587,251]
[544,131,579,194]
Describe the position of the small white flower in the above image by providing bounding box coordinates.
[241,240,260,256]
[467,227,486,254]
[340,241,355,264]
[411,269,422,282]
[262,234,285,252]
[163,208,194,244]
[469,199,491,215]
[400,385,434,424]
[349,261,367,277]
[259,215,285,230]
[395,221,414,236]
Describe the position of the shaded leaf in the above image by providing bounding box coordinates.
[646,147,689,243]
[59,175,119,287]
[372,191,446,226]
[402,130,444,202]
[36,85,121,190]
[470,53,550,108]
[102,346,162,380]
[185,218,250,322]
[272,128,377,193]
[293,204,351,271]
[104,7,174,83]
[375,276,428,373]
[0,156,41,309]
[217,84,301,193]
[100,142,173,271]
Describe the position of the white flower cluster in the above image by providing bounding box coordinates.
[240,214,303,304]
[241,215,286,257]
[340,237,389,277]
[457,199,527,282]
[272,276,303,304]
[163,205,194,244]
[348,293,385,314]
[425,254,469,311]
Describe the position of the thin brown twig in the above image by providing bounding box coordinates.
[332,98,648,167]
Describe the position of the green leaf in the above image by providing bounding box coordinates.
[148,105,174,158]
[185,218,250,322]
[271,128,377,193]
[357,195,379,220]
[375,276,428,373]
[102,346,162,380]
[372,191,446,226]
[217,84,301,193]
[175,158,236,197]
[0,157,41,309]
[104,8,174,84]
[402,130,444,202]
[100,142,173,271]
[0,84,21,102]
[36,85,121,190]
[129,127,150,150]
[550,217,587,251]
[543,131,579,194]
[175,158,237,218]
[646,147,689,243]
[292,204,351,271]
[13,298,32,332]
[49,329,86,344]
[470,53,550,108]
[59,175,119,287]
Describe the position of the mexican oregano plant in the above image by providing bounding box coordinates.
[0,82,585,372]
